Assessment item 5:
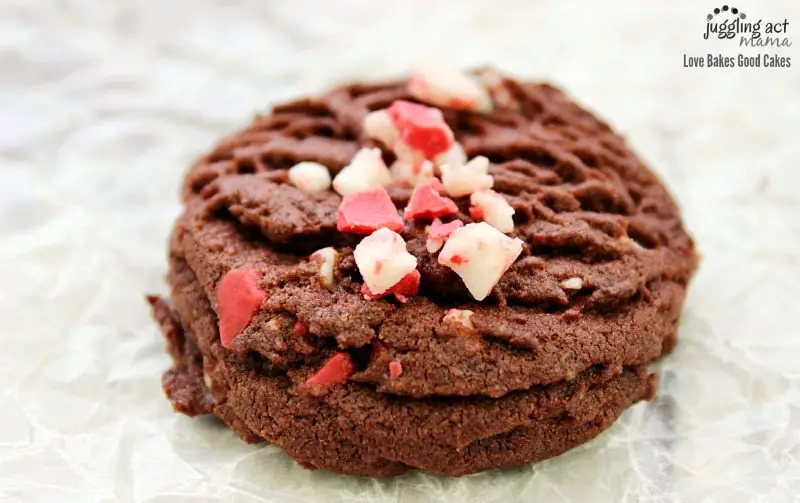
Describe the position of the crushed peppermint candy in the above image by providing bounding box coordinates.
[437,222,524,301]
[287,161,331,193]
[475,68,520,110]
[354,228,418,296]
[363,109,399,148]
[310,247,338,287]
[304,352,355,394]
[386,100,454,159]
[426,218,464,253]
[469,189,515,233]
[404,180,458,220]
[408,64,493,114]
[390,159,435,185]
[392,140,426,166]
[361,270,420,302]
[336,187,403,234]
[440,156,493,197]
[332,147,391,195]
[560,277,584,290]
[217,269,266,348]
[388,360,403,380]
[433,142,467,168]
[442,308,476,333]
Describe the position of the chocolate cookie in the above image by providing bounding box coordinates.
[148,67,697,477]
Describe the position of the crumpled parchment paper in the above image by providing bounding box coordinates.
[1,0,799,501]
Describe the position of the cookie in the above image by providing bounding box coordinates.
[148,67,697,477]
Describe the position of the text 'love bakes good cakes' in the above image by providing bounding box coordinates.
[147,66,698,477]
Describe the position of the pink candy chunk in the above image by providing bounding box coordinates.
[437,222,524,301]
[426,218,464,253]
[386,100,454,159]
[440,156,493,197]
[404,181,458,221]
[217,269,266,348]
[408,65,493,113]
[389,360,403,380]
[361,270,420,302]
[469,189,516,233]
[303,352,355,395]
[390,159,435,185]
[428,218,464,240]
[332,147,392,195]
[337,187,403,235]
[354,228,418,296]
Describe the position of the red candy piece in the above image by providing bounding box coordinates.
[389,360,403,380]
[449,97,476,109]
[304,352,355,393]
[361,270,420,302]
[292,321,308,338]
[404,181,458,220]
[428,219,464,240]
[469,206,484,220]
[336,187,403,234]
[217,269,266,348]
[450,254,468,265]
[387,100,453,159]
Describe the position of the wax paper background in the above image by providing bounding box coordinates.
[1,0,799,501]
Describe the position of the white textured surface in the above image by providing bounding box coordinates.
[2,1,799,501]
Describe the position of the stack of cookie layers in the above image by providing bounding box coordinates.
[149,69,697,477]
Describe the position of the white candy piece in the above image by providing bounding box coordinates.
[464,155,490,174]
[354,228,418,295]
[409,64,493,113]
[332,147,392,196]
[310,247,338,287]
[443,309,475,332]
[390,159,435,185]
[440,156,493,197]
[433,142,467,168]
[470,189,515,233]
[393,140,426,166]
[426,237,444,253]
[438,222,524,301]
[475,68,520,110]
[363,110,399,148]
[560,277,583,290]
[287,161,332,193]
